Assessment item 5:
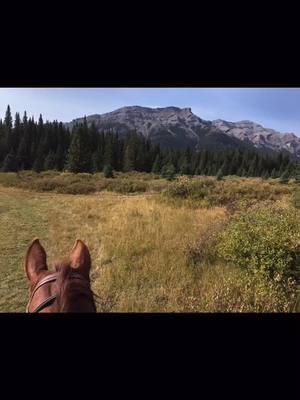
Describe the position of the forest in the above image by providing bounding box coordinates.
[0,105,297,179]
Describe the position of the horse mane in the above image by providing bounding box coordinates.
[54,261,96,312]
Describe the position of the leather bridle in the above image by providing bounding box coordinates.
[26,271,90,313]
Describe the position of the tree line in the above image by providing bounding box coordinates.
[0,105,298,179]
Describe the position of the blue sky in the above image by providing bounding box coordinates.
[0,88,300,135]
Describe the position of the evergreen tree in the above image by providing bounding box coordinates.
[123,143,135,172]
[91,149,103,173]
[152,153,162,174]
[161,163,176,181]
[66,125,92,173]
[4,105,13,131]
[179,159,191,175]
[54,144,65,171]
[1,149,18,172]
[44,151,56,170]
[103,164,114,178]
[10,112,21,152]
[32,154,44,173]
[17,136,28,170]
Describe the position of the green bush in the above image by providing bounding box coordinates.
[217,204,300,281]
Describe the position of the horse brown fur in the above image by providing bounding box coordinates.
[25,238,96,313]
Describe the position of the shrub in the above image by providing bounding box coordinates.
[103,165,114,178]
[188,264,297,312]
[217,204,300,281]
[162,176,292,209]
[107,180,148,194]
[32,179,63,192]
[56,182,96,194]
[163,176,216,200]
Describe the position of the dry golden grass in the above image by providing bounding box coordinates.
[0,183,228,312]
[44,191,227,312]
[0,174,298,312]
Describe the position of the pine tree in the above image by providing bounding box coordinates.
[103,164,114,178]
[198,150,208,174]
[123,143,135,172]
[179,160,191,175]
[66,125,92,173]
[161,163,176,181]
[4,105,13,132]
[92,150,103,173]
[1,149,18,172]
[12,112,21,152]
[54,144,65,171]
[152,153,162,174]
[4,105,13,151]
[17,136,28,170]
[32,154,44,173]
[44,151,56,170]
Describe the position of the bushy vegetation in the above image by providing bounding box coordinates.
[217,204,300,281]
[0,171,164,195]
[162,176,292,208]
[185,264,297,312]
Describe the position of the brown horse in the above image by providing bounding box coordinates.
[25,238,96,313]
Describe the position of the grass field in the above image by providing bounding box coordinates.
[0,172,299,312]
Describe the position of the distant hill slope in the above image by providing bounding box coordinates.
[65,106,300,156]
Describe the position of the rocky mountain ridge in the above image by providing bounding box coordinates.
[66,106,300,156]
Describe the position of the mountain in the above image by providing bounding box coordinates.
[66,106,300,156]
[212,119,300,158]
[66,106,253,151]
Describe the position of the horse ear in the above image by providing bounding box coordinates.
[70,239,91,280]
[25,238,48,284]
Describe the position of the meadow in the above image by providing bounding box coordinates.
[0,171,299,312]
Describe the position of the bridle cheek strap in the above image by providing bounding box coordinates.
[26,272,87,313]
[27,295,57,313]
